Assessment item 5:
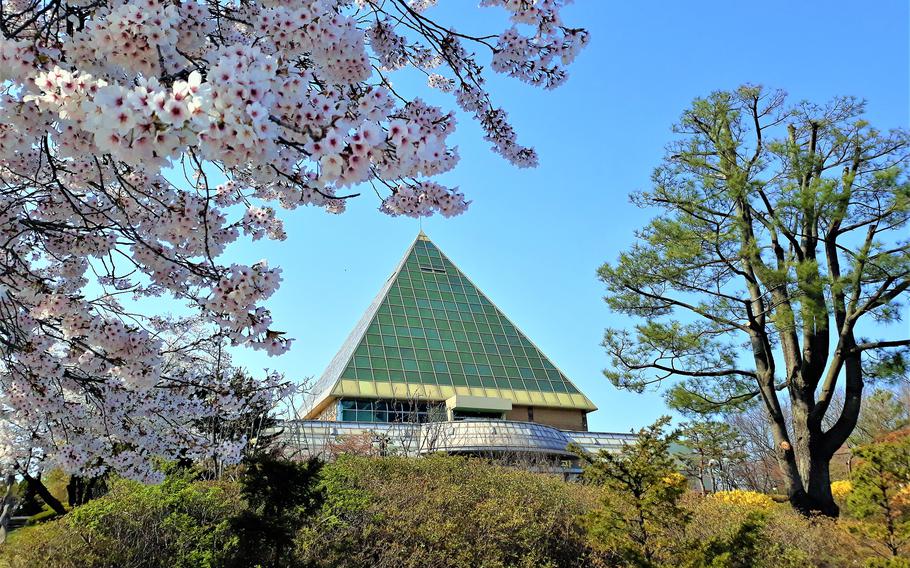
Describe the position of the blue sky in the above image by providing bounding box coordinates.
[225,1,910,433]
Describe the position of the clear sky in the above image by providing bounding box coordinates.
[224,1,910,433]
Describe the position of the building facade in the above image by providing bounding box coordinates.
[283,233,634,471]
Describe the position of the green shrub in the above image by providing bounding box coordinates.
[582,417,690,567]
[682,510,768,568]
[0,454,899,568]
[0,518,100,568]
[683,494,866,567]
[846,433,910,559]
[297,454,598,568]
[0,470,242,568]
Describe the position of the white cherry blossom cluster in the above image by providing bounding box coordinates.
[484,0,589,89]
[381,182,469,218]
[0,38,34,82]
[1,314,292,481]
[69,0,182,77]
[0,0,586,480]
[367,19,411,71]
[252,4,371,85]
[27,66,204,168]
[197,45,281,167]
[204,262,288,354]
[242,206,286,241]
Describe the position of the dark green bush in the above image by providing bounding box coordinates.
[226,455,323,568]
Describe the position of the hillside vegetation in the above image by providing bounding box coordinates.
[3,441,907,568]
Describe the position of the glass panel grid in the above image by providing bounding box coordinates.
[339,239,581,396]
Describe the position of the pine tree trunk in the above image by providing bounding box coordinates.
[804,451,838,517]
[778,442,839,517]
[765,396,840,517]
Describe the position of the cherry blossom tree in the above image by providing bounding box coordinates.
[0,0,588,485]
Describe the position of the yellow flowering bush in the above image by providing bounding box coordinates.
[830,480,853,499]
[661,472,688,489]
[711,490,775,510]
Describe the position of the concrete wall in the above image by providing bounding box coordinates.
[507,406,587,431]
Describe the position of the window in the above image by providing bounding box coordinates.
[337,399,444,424]
[452,409,502,421]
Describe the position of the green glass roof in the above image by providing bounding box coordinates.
[304,234,596,417]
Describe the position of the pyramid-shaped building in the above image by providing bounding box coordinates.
[303,233,597,432]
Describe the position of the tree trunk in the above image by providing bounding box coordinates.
[0,473,16,544]
[67,476,91,507]
[23,473,66,515]
[804,453,838,517]
[763,394,840,517]
[776,440,839,517]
